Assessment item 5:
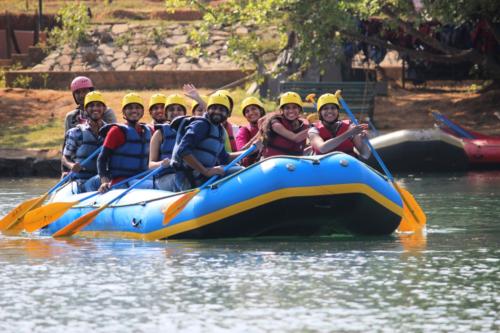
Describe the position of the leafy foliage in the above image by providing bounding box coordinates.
[46,3,91,49]
[166,0,500,79]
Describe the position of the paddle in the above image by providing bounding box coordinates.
[23,168,153,233]
[162,144,258,225]
[336,91,426,232]
[430,111,475,139]
[52,167,164,238]
[0,147,103,233]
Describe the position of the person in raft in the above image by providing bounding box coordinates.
[171,93,257,190]
[215,89,238,152]
[148,93,167,126]
[165,94,189,124]
[236,96,266,166]
[61,91,107,193]
[308,93,371,159]
[97,93,153,192]
[148,94,189,192]
[65,76,116,132]
[260,92,309,158]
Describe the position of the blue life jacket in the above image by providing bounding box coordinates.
[101,123,152,179]
[155,124,177,176]
[171,116,225,171]
[72,124,103,180]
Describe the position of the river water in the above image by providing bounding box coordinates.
[0,174,499,332]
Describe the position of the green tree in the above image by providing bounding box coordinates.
[166,0,500,83]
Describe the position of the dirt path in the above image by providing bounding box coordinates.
[0,83,499,149]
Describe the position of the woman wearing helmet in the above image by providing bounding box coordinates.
[308,93,370,159]
[165,94,189,123]
[148,93,168,126]
[260,92,309,158]
[236,96,266,166]
[97,93,153,192]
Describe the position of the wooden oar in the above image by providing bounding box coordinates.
[0,147,102,233]
[23,168,152,232]
[336,91,426,232]
[163,144,257,225]
[52,167,164,238]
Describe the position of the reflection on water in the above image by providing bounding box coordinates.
[0,174,499,332]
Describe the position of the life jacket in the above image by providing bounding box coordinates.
[72,124,103,180]
[238,124,259,166]
[171,115,225,173]
[262,116,307,158]
[223,121,237,152]
[155,123,177,176]
[312,120,356,156]
[100,123,152,179]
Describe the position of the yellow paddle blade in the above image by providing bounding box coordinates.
[0,193,49,232]
[162,189,199,225]
[24,201,79,232]
[394,184,427,233]
[52,204,107,238]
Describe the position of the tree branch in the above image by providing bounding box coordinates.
[381,6,462,55]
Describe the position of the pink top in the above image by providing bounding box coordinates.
[236,123,259,151]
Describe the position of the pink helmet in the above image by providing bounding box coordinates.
[70,76,94,92]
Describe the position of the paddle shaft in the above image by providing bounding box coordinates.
[49,147,103,195]
[202,144,257,189]
[431,112,475,139]
[339,96,422,223]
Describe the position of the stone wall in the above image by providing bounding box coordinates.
[0,149,60,177]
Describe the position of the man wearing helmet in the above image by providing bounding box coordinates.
[97,93,153,192]
[65,76,117,133]
[171,93,257,190]
[61,91,107,192]
[147,93,168,126]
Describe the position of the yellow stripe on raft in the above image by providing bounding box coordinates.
[78,183,403,241]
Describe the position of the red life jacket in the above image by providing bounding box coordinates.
[237,124,260,166]
[312,120,356,156]
[224,121,238,152]
[263,117,306,158]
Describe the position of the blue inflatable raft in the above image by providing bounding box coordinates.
[42,153,403,240]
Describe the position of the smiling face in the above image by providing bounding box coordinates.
[149,104,166,123]
[319,104,339,123]
[207,104,229,125]
[243,105,263,124]
[166,104,186,121]
[85,101,106,121]
[280,103,301,121]
[122,103,144,122]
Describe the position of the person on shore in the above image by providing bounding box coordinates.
[171,93,254,190]
[148,93,167,126]
[165,94,189,124]
[97,93,153,193]
[65,76,116,132]
[236,96,266,166]
[260,92,309,158]
[61,91,107,193]
[215,89,238,152]
[308,93,371,159]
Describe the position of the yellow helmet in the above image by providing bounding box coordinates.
[165,94,188,113]
[207,93,231,111]
[84,91,106,108]
[191,94,208,113]
[279,91,303,109]
[148,93,167,110]
[240,96,265,115]
[215,89,234,110]
[317,93,340,112]
[122,93,144,109]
